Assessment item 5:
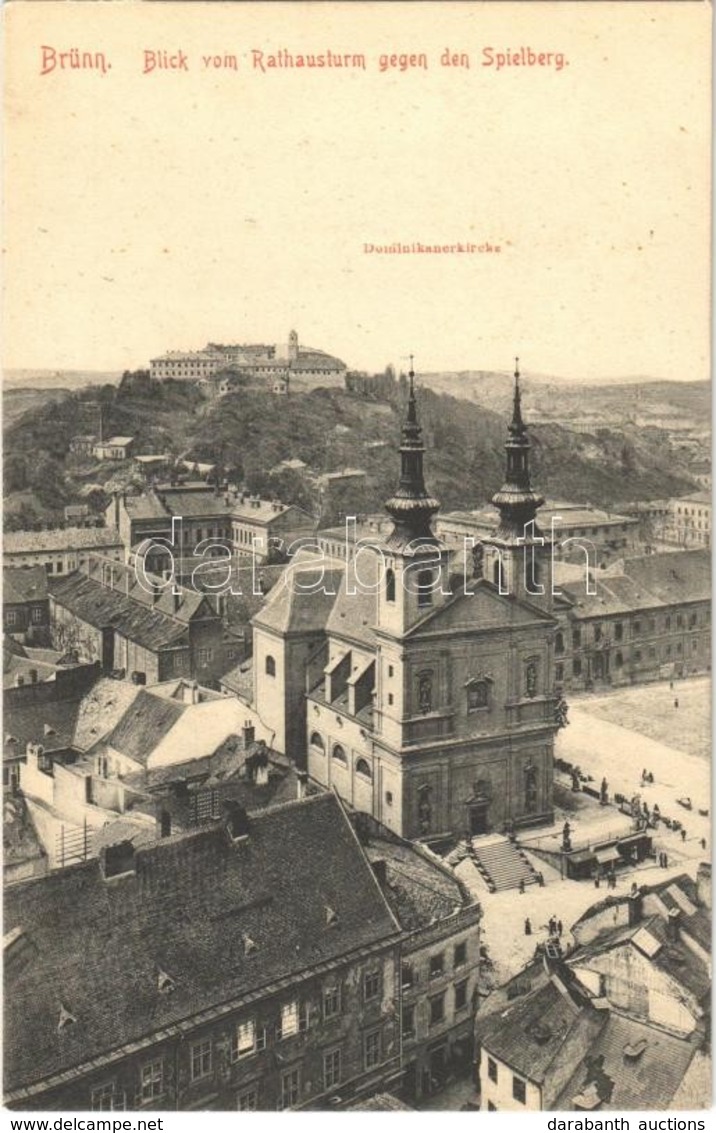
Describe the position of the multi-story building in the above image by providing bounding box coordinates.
[554,549,710,689]
[4,794,404,1111]
[476,869,711,1112]
[438,500,639,567]
[47,556,231,686]
[3,567,50,643]
[3,527,124,577]
[252,365,560,840]
[231,496,317,562]
[362,829,481,1102]
[150,331,346,393]
[662,491,711,548]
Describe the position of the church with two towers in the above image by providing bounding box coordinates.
[252,365,560,842]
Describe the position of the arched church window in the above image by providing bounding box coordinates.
[525,660,538,698]
[332,744,347,765]
[417,672,433,714]
[416,569,434,608]
[386,569,396,604]
[309,732,325,753]
[355,758,372,780]
[265,655,276,677]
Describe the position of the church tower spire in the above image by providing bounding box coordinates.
[491,357,544,535]
[384,358,441,549]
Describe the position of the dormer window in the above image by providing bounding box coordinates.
[157,968,175,994]
[58,1003,77,1032]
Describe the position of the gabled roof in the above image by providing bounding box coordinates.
[404,578,555,638]
[106,689,186,766]
[3,567,49,605]
[253,564,344,635]
[3,701,82,763]
[4,794,399,1097]
[47,573,194,653]
[72,679,143,752]
[553,1013,699,1111]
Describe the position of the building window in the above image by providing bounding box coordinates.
[573,658,582,678]
[593,624,602,644]
[524,660,538,698]
[323,1048,342,1090]
[279,1067,300,1110]
[401,961,414,989]
[487,1057,498,1084]
[665,616,671,631]
[385,791,393,806]
[454,941,467,969]
[265,655,276,677]
[332,744,347,766]
[555,662,564,684]
[467,678,489,711]
[364,1029,382,1069]
[455,979,469,1012]
[190,1039,212,1082]
[615,652,623,668]
[614,623,623,642]
[91,1083,117,1111]
[323,985,341,1020]
[5,610,17,626]
[555,631,564,654]
[355,758,372,780]
[430,952,445,978]
[31,606,44,624]
[231,1019,257,1060]
[429,992,445,1026]
[388,693,394,705]
[572,628,581,649]
[386,569,396,604]
[388,664,394,677]
[676,614,684,629]
[309,731,325,753]
[139,1060,163,1103]
[278,1000,301,1039]
[513,1075,527,1104]
[198,648,214,665]
[634,620,642,635]
[402,1005,416,1039]
[364,970,381,1001]
[416,568,434,607]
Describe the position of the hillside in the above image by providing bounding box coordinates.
[2,373,700,532]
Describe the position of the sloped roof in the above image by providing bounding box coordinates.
[3,567,49,605]
[48,573,191,653]
[4,528,122,554]
[3,701,82,763]
[553,1013,698,1111]
[364,838,471,933]
[106,689,186,766]
[72,678,143,752]
[406,578,555,638]
[477,977,597,1084]
[253,565,344,635]
[4,794,399,1097]
[622,550,710,605]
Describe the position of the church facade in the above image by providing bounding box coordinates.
[253,364,560,842]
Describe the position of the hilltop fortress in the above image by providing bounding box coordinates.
[150,329,347,395]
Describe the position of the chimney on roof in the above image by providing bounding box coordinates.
[667,907,681,942]
[224,799,250,840]
[628,883,643,926]
[296,769,309,800]
[242,720,255,746]
[372,859,387,888]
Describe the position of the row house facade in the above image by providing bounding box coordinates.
[554,549,710,690]
[4,795,404,1111]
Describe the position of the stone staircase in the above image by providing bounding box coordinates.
[468,835,540,893]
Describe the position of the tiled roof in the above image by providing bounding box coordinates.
[364,838,470,933]
[219,658,253,699]
[553,1013,698,1111]
[72,678,143,752]
[4,794,399,1096]
[561,550,710,617]
[253,564,344,635]
[106,689,186,766]
[3,701,82,763]
[3,567,49,605]
[477,976,598,1084]
[47,573,194,653]
[290,349,345,371]
[231,498,315,527]
[4,528,123,554]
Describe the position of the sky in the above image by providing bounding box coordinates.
[3,2,711,382]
